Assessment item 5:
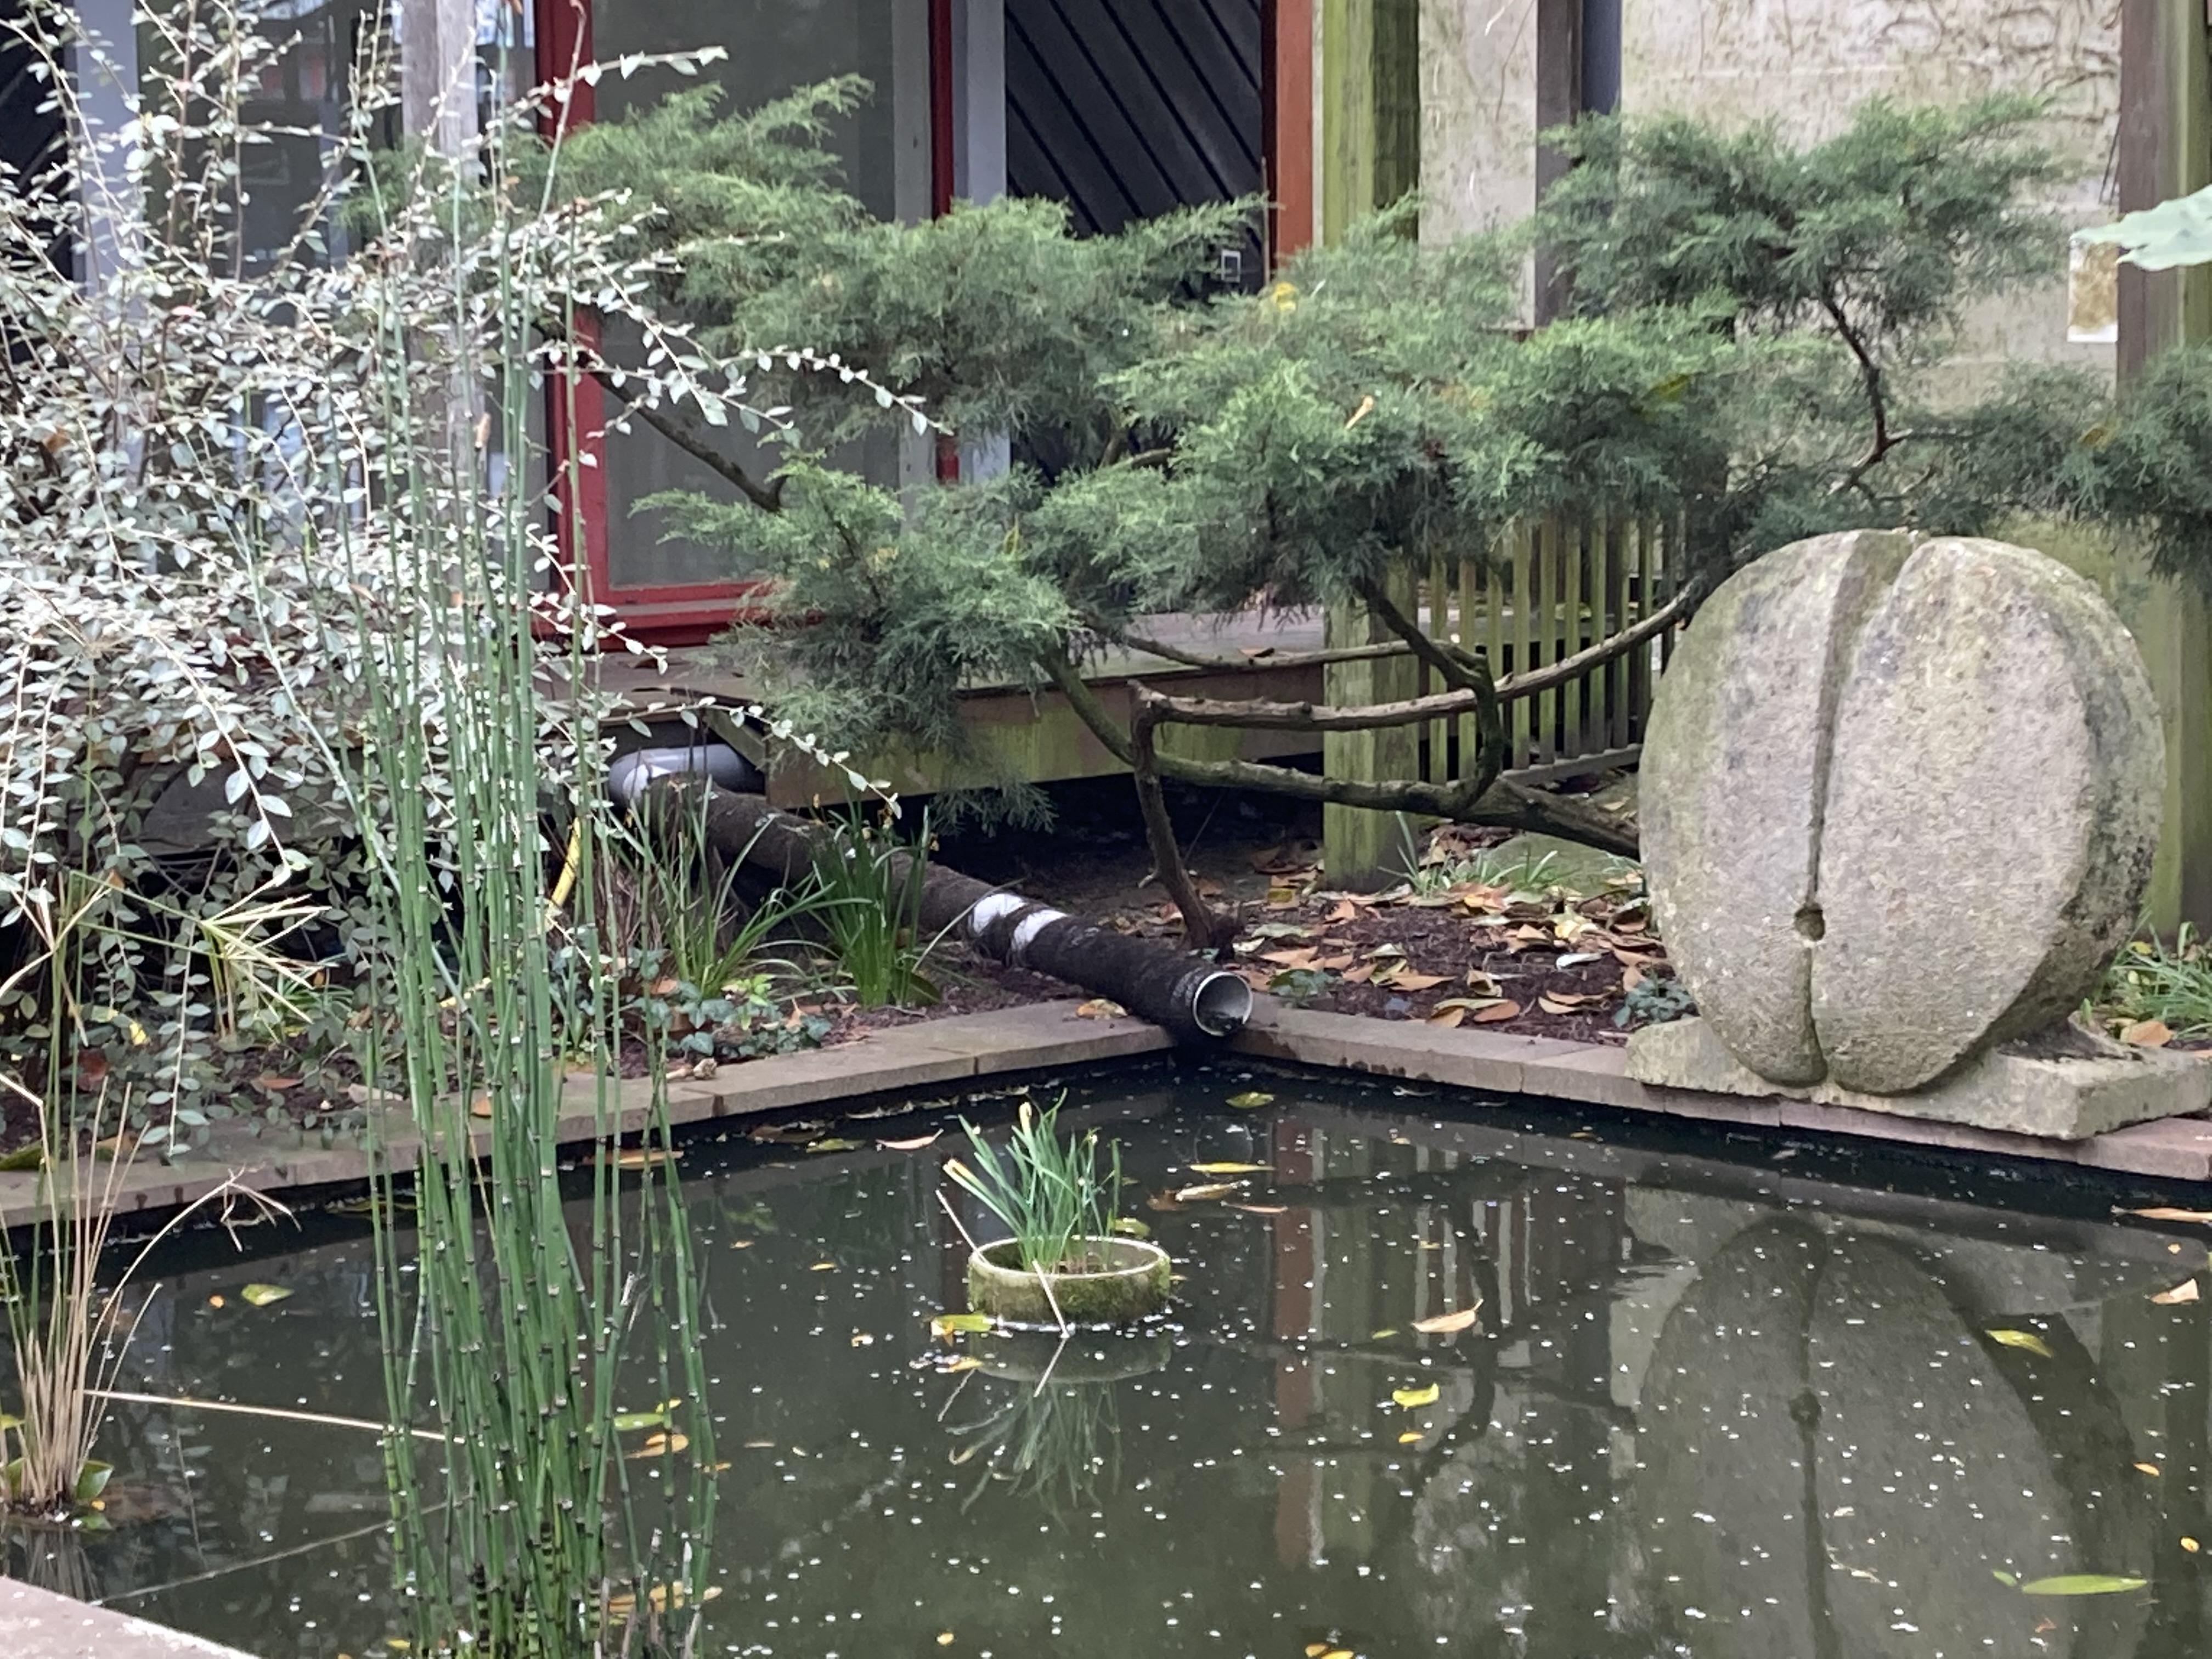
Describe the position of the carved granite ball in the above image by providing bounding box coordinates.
[1640,533,2163,1094]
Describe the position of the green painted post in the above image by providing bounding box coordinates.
[1319,0,1425,887]
[2115,0,2212,932]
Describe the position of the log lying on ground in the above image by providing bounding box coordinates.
[650,782,1252,1042]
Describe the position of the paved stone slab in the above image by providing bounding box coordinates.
[1230,1003,2212,1182]
[1,1578,252,1659]
[1629,1012,2212,1140]
[0,1005,1174,1234]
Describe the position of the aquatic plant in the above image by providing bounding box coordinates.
[945,1097,1124,1273]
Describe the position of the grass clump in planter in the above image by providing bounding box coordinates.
[946,1098,1170,1328]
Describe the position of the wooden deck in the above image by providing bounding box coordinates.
[593,610,1338,806]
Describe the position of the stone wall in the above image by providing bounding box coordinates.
[1418,0,2121,379]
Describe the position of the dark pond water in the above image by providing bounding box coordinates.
[13,1062,2212,1659]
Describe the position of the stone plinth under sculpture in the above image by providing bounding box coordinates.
[1627,531,2212,1139]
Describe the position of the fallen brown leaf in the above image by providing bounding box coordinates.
[2154,1279,2202,1306]
[2119,1206,2212,1223]
[1427,1007,1466,1029]
[2124,1018,2174,1048]
[1074,997,1127,1020]
[879,1133,941,1151]
[1472,1000,1522,1023]
[1412,1303,1482,1335]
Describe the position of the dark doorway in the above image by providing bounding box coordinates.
[1005,0,1263,284]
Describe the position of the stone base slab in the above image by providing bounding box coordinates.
[1627,1017,2212,1141]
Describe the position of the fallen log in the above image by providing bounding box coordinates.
[648,782,1252,1042]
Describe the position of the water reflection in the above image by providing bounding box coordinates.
[17,1067,2212,1658]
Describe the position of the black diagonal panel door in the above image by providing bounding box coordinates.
[1006,0,1263,284]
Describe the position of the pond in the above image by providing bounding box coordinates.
[11,1062,2212,1659]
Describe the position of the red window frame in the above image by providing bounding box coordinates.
[534,0,1306,644]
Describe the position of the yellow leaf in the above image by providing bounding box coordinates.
[2137,1462,2162,1476]
[810,1261,837,1271]
[1175,1182,1242,1201]
[930,1312,994,1339]
[1226,1091,1275,1109]
[1987,1328,2055,1358]
[1268,279,1297,312]
[1392,1383,1441,1408]
[2153,1279,2202,1305]
[944,1355,985,1373]
[2121,1206,2212,1223]
[206,1295,225,1309]
[627,1432,689,1458]
[1074,997,1127,1019]
[1370,1328,1398,1340]
[1187,1161,1272,1175]
[239,1284,292,1307]
[1398,1430,1424,1443]
[938,1635,956,1647]
[2186,1537,2202,1553]
[1412,1304,1482,1335]
[880,1132,941,1150]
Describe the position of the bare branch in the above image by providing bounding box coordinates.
[1126,681,1239,953]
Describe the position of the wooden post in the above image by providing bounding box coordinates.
[2115,0,2212,932]
[399,0,481,160]
[1318,0,1423,886]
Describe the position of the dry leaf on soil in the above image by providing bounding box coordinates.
[2123,1019,2175,1048]
[1473,1000,1522,1023]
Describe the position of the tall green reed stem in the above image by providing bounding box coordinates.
[338,61,714,1659]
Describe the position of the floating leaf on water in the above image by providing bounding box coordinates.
[607,1147,680,1170]
[2119,1206,2212,1223]
[1225,1091,1275,1109]
[804,1137,862,1154]
[937,1635,955,1647]
[2186,1537,2202,1553]
[239,1283,292,1307]
[206,1295,225,1310]
[943,1355,985,1373]
[2018,1575,2148,1596]
[2136,1462,2162,1476]
[810,1261,837,1272]
[1987,1328,2055,1358]
[1228,1202,1288,1215]
[2153,1279,2202,1305]
[1392,1383,1441,1408]
[627,1432,689,1459]
[1413,1304,1482,1335]
[1187,1161,1272,1175]
[1175,1182,1242,1201]
[606,1583,721,1618]
[880,1133,941,1151]
[1371,1329,1398,1341]
[1398,1430,1424,1444]
[1109,1217,1151,1239]
[930,1312,994,1339]
[1991,1570,2019,1587]
[611,1409,670,1432]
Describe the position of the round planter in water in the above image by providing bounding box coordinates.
[966,1237,1171,1328]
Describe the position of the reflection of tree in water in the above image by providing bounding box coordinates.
[1634,1221,2155,1659]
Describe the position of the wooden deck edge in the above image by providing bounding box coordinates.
[1228,1001,2212,1183]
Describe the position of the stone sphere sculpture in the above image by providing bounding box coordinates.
[1632,531,2198,1136]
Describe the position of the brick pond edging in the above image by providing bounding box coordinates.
[7,998,2212,1240]
[1,1578,256,1659]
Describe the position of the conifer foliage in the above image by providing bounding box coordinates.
[553,86,2117,939]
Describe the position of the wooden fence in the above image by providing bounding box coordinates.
[1322,512,1685,881]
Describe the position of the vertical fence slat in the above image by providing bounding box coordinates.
[1429,555,1451,784]
[1561,514,1585,761]
[1508,522,1532,771]
[1459,554,1485,783]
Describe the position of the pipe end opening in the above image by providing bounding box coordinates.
[1190,971,1253,1038]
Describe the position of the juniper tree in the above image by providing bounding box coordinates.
[552,87,2091,942]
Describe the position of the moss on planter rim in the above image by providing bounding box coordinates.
[966,1236,1171,1327]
